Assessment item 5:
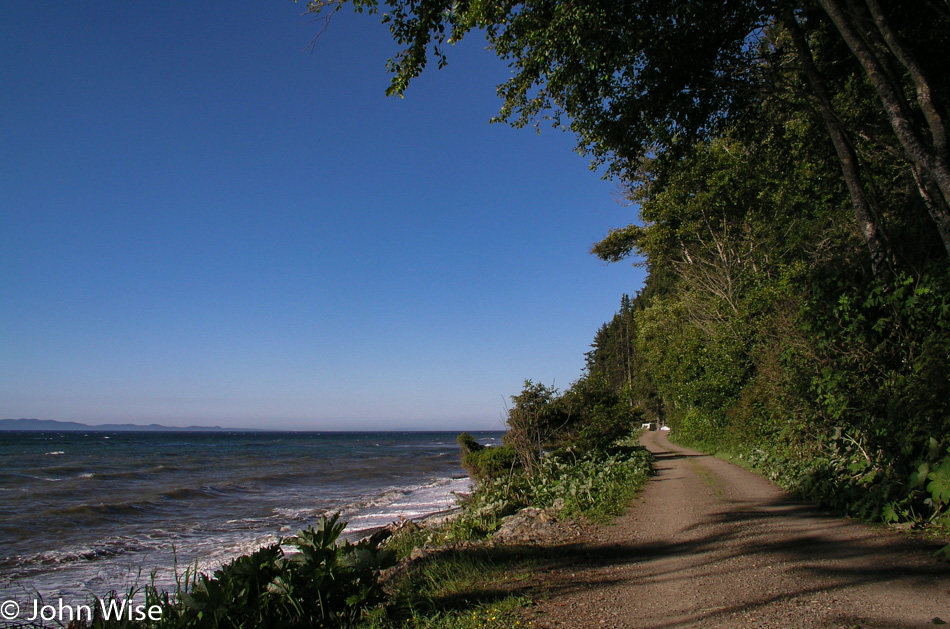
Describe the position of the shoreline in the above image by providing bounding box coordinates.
[1,475,472,605]
[347,496,466,544]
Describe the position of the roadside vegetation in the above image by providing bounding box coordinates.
[300,0,950,544]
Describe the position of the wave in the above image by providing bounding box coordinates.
[159,485,231,502]
[0,431,472,602]
[4,537,148,571]
[267,476,467,536]
[42,484,234,522]
[4,465,166,485]
[270,505,327,521]
[335,476,469,533]
[54,502,149,518]
[7,472,69,483]
[73,465,170,481]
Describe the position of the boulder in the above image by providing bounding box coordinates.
[492,507,558,545]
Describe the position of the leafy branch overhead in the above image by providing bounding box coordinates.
[298,0,950,544]
[303,0,769,170]
[301,0,950,266]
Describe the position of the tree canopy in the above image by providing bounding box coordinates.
[300,0,950,533]
[303,0,950,260]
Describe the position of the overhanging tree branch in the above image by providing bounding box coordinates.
[817,0,950,255]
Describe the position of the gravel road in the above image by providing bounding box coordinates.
[527,431,950,628]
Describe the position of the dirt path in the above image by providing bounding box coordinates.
[526,431,950,628]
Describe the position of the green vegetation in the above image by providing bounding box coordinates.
[297,0,950,542]
[457,432,518,483]
[355,427,649,628]
[365,429,651,628]
[452,433,652,537]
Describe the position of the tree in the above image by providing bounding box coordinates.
[776,9,892,272]
[503,380,567,475]
[299,0,950,262]
[815,0,950,255]
[303,0,768,173]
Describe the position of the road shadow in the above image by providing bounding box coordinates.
[399,485,950,627]
[399,519,948,628]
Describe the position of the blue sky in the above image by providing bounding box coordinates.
[0,2,644,430]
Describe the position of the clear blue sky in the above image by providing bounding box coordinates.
[0,2,644,431]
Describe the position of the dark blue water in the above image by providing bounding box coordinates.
[0,431,498,604]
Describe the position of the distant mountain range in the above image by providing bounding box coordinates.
[0,418,230,432]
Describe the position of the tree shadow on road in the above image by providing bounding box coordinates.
[415,492,950,628]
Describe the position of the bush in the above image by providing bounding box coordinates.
[574,404,639,454]
[444,436,653,538]
[503,381,569,475]
[460,444,520,483]
[456,432,484,456]
[728,430,950,544]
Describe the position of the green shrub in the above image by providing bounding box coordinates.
[531,447,653,521]
[457,432,521,483]
[574,404,639,454]
[456,433,484,457]
[460,445,520,483]
[444,436,653,537]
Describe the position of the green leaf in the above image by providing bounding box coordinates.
[881,502,900,523]
[926,457,950,505]
[911,462,931,489]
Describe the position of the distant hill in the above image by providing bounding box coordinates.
[0,418,229,432]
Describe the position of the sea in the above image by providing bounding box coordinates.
[0,430,498,607]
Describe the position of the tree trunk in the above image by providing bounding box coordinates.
[911,165,950,257]
[817,0,950,256]
[781,12,891,274]
[863,0,948,161]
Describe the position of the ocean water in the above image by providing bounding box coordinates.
[0,430,496,606]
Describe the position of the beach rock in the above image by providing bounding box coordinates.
[370,517,420,546]
[409,546,429,561]
[419,510,458,527]
[367,527,393,546]
[492,507,559,545]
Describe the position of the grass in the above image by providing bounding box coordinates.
[359,548,538,628]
